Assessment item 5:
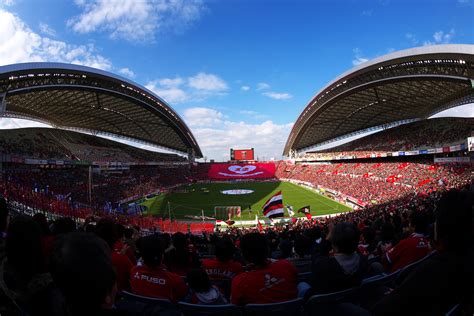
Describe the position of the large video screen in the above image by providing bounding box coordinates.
[230,148,254,161]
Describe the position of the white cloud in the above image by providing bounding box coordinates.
[158,77,184,88]
[188,72,228,92]
[0,0,14,6]
[145,73,227,104]
[352,48,369,66]
[146,80,188,104]
[183,107,293,161]
[262,91,292,100]
[0,8,112,70]
[256,82,270,91]
[184,107,224,127]
[118,67,135,78]
[68,0,205,42]
[241,85,250,91]
[361,9,373,16]
[39,22,56,37]
[423,29,455,46]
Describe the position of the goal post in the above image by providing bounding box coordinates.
[214,206,242,220]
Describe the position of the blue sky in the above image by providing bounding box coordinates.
[0,0,473,160]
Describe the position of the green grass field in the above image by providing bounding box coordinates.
[140,181,351,220]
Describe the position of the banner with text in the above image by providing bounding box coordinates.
[208,163,276,180]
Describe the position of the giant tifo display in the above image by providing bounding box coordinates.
[207,163,275,179]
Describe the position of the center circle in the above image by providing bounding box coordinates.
[220,189,254,195]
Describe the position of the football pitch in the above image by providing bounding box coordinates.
[140,181,351,220]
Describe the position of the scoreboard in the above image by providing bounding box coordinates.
[230,148,255,161]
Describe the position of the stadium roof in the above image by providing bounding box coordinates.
[0,62,203,158]
[284,44,474,155]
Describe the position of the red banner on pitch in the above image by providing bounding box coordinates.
[208,163,276,180]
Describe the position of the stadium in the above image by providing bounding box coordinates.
[0,44,472,315]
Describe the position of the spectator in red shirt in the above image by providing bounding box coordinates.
[384,211,431,272]
[373,189,473,315]
[130,235,188,302]
[202,237,243,280]
[96,219,134,291]
[231,233,297,305]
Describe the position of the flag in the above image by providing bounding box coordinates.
[262,191,284,218]
[305,213,312,220]
[286,205,295,217]
[297,205,311,214]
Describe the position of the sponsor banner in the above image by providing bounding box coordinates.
[442,147,450,153]
[427,148,436,154]
[406,151,418,156]
[386,152,392,157]
[55,160,64,165]
[434,157,470,164]
[208,163,276,180]
[47,160,56,165]
[391,152,399,157]
[450,144,461,152]
[38,160,48,165]
[398,152,405,156]
[419,149,428,154]
[24,158,38,164]
[435,147,443,153]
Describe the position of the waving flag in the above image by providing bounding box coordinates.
[286,205,295,217]
[297,205,311,214]
[262,191,284,218]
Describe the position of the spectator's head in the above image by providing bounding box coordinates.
[187,268,211,293]
[278,239,293,258]
[380,222,395,241]
[408,211,429,234]
[116,224,125,239]
[52,217,76,235]
[6,216,43,278]
[435,189,472,252]
[331,222,359,254]
[95,219,118,249]
[240,233,268,265]
[32,212,50,236]
[172,232,187,250]
[215,237,235,262]
[51,232,117,315]
[140,235,165,268]
[0,197,8,234]
[124,227,134,240]
[361,227,375,245]
[294,234,311,258]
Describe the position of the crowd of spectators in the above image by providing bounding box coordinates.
[0,185,471,315]
[301,117,473,160]
[0,127,185,163]
[275,158,471,204]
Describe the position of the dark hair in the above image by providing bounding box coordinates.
[294,234,311,257]
[0,197,8,233]
[172,232,187,249]
[50,232,116,315]
[187,268,211,293]
[240,233,268,265]
[6,216,43,278]
[215,237,234,262]
[95,219,118,249]
[409,211,429,234]
[53,217,76,235]
[32,212,50,236]
[124,228,134,239]
[116,224,125,239]
[331,222,359,254]
[140,235,165,268]
[435,189,472,252]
